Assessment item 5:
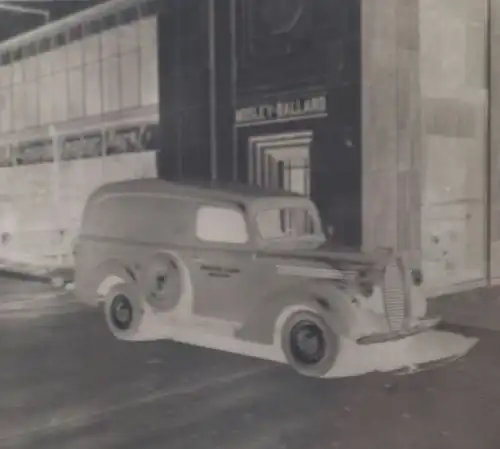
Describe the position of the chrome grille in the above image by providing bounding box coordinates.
[382,259,408,331]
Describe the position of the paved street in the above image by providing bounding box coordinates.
[1,277,500,449]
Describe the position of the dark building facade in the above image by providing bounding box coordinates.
[157,0,362,247]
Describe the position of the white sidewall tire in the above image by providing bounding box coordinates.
[281,310,339,378]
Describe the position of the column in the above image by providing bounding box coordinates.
[361,0,422,267]
[490,0,500,282]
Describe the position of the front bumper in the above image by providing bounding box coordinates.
[324,328,478,379]
[356,317,441,345]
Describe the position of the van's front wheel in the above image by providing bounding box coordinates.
[281,311,339,378]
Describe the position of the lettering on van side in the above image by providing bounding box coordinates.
[200,264,241,278]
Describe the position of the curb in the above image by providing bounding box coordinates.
[0,267,74,288]
[0,269,53,284]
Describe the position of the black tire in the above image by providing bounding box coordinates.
[104,282,145,339]
[139,253,183,312]
[281,311,339,378]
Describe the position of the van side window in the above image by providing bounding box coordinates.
[196,206,248,244]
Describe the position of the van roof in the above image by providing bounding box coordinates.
[92,177,302,204]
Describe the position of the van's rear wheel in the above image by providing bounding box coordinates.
[281,311,339,378]
[110,294,134,330]
[104,283,145,339]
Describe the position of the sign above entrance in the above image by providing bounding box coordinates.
[235,95,327,127]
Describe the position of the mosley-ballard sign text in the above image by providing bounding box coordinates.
[235,95,327,126]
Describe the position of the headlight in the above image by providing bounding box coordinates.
[356,269,374,297]
[359,280,374,297]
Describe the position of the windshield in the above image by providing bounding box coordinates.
[256,207,321,240]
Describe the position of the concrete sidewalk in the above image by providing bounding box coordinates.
[0,259,75,311]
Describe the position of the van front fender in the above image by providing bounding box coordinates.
[235,282,355,345]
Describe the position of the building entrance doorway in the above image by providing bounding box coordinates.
[248,131,312,196]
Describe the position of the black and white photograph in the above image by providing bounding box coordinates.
[0,0,498,448]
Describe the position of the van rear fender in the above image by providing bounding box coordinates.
[78,258,136,306]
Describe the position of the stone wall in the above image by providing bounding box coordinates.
[0,9,161,269]
[362,0,489,295]
[419,0,488,293]
[0,151,157,267]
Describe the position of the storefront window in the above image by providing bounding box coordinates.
[13,139,53,165]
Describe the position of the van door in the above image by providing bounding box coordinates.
[190,204,260,324]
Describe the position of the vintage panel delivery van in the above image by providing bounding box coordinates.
[74,179,477,378]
